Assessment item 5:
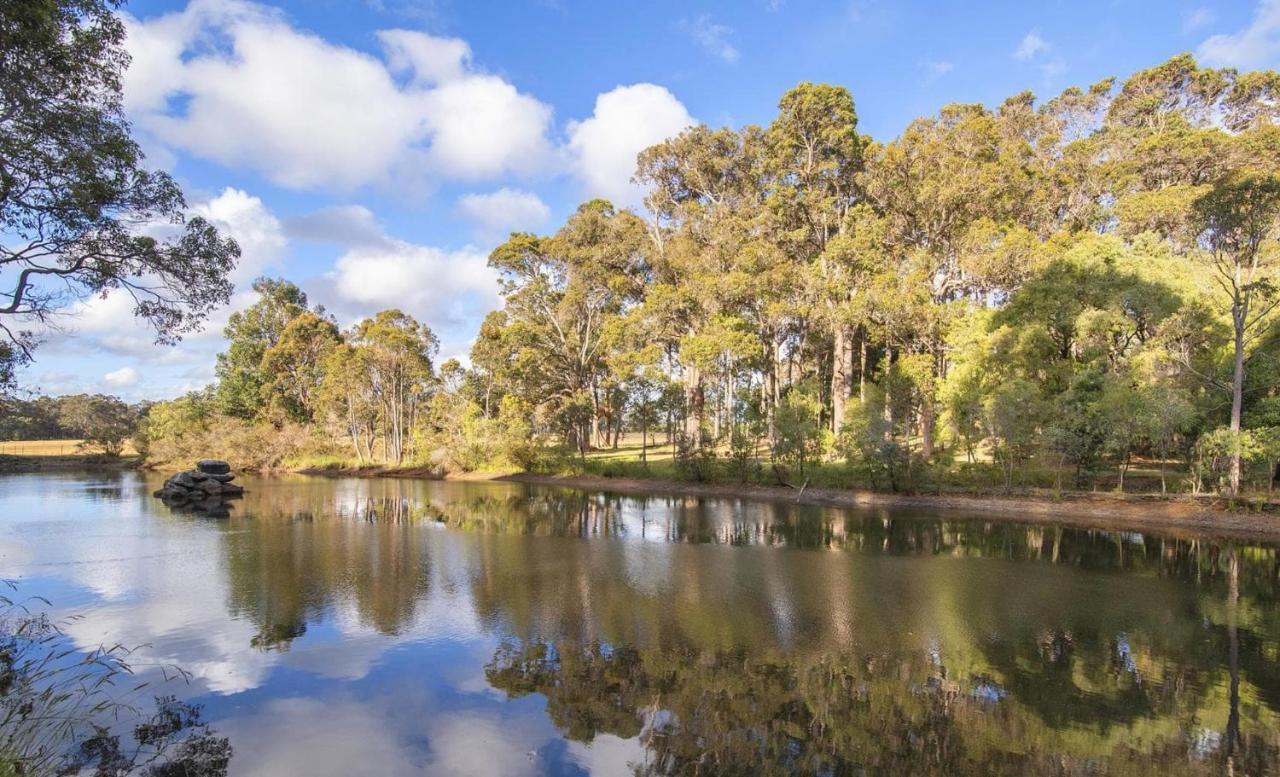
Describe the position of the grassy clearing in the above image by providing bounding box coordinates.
[533,433,1219,498]
[0,439,140,471]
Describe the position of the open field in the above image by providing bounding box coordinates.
[0,439,140,471]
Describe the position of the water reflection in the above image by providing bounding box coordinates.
[0,472,1277,775]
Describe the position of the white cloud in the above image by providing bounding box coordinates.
[284,205,390,248]
[326,242,497,328]
[376,28,469,83]
[1182,7,1216,33]
[1198,0,1280,69]
[191,187,287,284]
[456,188,550,240]
[919,59,954,84]
[103,367,140,389]
[566,84,696,209]
[1014,29,1050,60]
[680,14,740,63]
[122,0,554,190]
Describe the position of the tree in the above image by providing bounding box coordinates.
[0,0,238,377]
[214,278,311,418]
[764,83,865,435]
[56,393,135,455]
[350,309,438,464]
[259,312,341,423]
[1192,172,1280,497]
[486,201,649,452]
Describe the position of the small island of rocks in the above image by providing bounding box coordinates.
[153,459,244,517]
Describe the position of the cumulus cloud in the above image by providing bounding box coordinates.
[566,84,696,209]
[1198,0,1280,69]
[284,205,391,249]
[1013,29,1050,60]
[326,242,496,325]
[103,366,140,388]
[456,188,550,240]
[680,14,740,64]
[122,0,554,190]
[191,187,287,284]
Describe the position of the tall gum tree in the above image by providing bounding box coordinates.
[763,83,866,435]
[1192,172,1280,498]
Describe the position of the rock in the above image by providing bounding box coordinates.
[153,487,187,499]
[196,478,224,494]
[208,473,235,483]
[168,471,199,489]
[196,459,231,475]
[220,483,245,496]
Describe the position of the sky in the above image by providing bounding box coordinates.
[19,0,1276,401]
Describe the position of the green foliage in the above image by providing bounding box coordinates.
[0,0,238,369]
[214,279,312,419]
[770,389,825,482]
[836,395,907,491]
[122,53,1280,502]
[0,585,231,776]
[56,394,136,456]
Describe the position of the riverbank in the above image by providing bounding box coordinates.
[494,473,1280,541]
[283,462,1280,542]
[0,453,141,473]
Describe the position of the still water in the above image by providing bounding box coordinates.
[1,470,1278,776]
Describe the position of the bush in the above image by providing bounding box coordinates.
[770,391,825,483]
[673,427,716,481]
[0,585,231,776]
[142,395,314,471]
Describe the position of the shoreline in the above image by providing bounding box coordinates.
[287,465,1280,542]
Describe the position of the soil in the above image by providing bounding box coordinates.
[239,463,1280,542]
[489,472,1280,543]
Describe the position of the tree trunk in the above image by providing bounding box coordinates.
[1228,316,1245,499]
[920,396,935,460]
[857,326,867,404]
[641,414,648,465]
[831,325,852,435]
[683,365,703,439]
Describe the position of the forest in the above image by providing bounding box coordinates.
[131,54,1280,499]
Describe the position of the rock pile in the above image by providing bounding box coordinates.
[153,460,244,517]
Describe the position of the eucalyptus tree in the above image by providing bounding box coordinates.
[486,200,649,451]
[214,277,312,418]
[0,0,239,392]
[860,104,1015,455]
[637,125,777,437]
[350,309,438,464]
[762,83,869,434]
[1191,172,1280,497]
[259,312,342,423]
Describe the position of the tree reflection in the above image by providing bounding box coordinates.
[205,478,1280,774]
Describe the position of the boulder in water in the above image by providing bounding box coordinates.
[196,459,232,475]
[154,460,245,517]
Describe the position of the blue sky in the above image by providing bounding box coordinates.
[23,0,1272,400]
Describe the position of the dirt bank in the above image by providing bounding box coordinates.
[486,472,1280,542]
[270,463,1280,541]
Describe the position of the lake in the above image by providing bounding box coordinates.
[0,470,1277,776]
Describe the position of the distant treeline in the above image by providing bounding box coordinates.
[0,395,145,454]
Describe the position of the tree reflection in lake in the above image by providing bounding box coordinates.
[200,477,1280,775]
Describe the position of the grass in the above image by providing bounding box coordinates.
[0,439,138,457]
[0,439,140,472]
[533,433,1248,499]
